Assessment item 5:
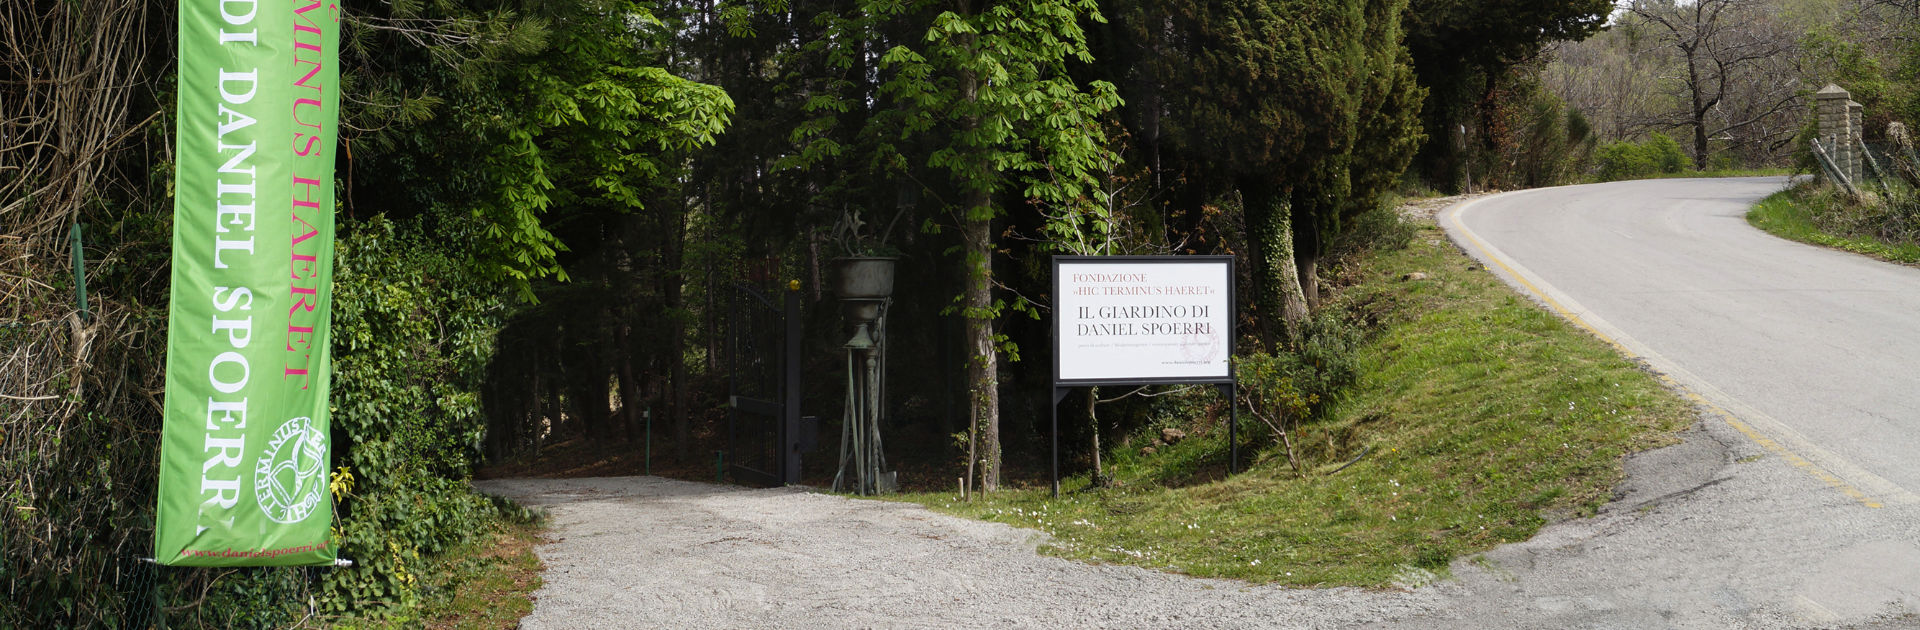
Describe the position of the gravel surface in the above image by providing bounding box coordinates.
[476,427,1917,629]
[472,476,1448,629]
[470,182,1920,628]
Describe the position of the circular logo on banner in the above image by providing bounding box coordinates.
[255,417,327,524]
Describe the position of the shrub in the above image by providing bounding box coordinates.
[1647,133,1692,174]
[320,215,512,618]
[1327,202,1417,262]
[1595,132,1694,182]
[1595,142,1653,181]
[1804,183,1920,246]
[1234,313,1363,471]
[1495,82,1595,188]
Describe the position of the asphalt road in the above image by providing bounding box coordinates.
[1445,178,1920,507]
[1411,177,1920,628]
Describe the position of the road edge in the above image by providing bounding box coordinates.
[1438,186,1916,508]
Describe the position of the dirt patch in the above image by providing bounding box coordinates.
[1397,193,1496,223]
[477,434,726,482]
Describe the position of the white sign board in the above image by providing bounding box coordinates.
[1053,256,1233,384]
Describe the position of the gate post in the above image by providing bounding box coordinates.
[781,287,803,485]
[1218,382,1237,475]
[1817,85,1854,185]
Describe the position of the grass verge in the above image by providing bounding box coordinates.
[892,209,1696,588]
[418,517,545,629]
[1747,183,1920,264]
[1583,167,1793,185]
[1644,167,1792,180]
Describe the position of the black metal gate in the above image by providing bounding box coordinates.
[725,284,803,486]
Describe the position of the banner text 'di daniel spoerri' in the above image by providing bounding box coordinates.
[155,0,341,566]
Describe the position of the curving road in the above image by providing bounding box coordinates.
[1410,177,1920,628]
[1445,177,1920,507]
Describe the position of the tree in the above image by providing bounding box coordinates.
[863,0,1119,491]
[0,0,169,623]
[344,0,735,463]
[1105,0,1422,346]
[1540,30,1671,144]
[1627,0,1804,167]
[341,0,731,298]
[1404,0,1612,189]
[1296,0,1427,307]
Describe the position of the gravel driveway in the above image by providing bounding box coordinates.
[472,477,1445,629]
[469,185,1920,629]
[476,428,1920,630]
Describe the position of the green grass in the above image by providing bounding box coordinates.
[418,518,545,629]
[331,511,546,629]
[1747,184,1920,264]
[892,219,1696,588]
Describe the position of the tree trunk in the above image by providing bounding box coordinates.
[1240,179,1310,349]
[963,193,1000,491]
[541,339,564,452]
[670,334,690,456]
[1479,73,1503,156]
[617,319,642,443]
[667,198,692,459]
[705,260,719,377]
[1088,387,1102,484]
[1296,255,1319,313]
[956,16,1000,492]
[572,345,612,442]
[1687,50,1710,168]
[526,342,543,457]
[1293,209,1322,311]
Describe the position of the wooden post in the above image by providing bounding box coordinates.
[1849,100,1866,185]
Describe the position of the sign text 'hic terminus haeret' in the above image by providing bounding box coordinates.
[1053,256,1234,385]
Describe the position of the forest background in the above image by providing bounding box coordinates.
[4,0,1918,624]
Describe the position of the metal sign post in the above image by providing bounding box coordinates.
[1050,256,1237,498]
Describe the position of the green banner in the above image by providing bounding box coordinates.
[156,0,340,567]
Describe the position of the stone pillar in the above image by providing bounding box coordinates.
[1816,84,1853,184]
[1849,100,1865,183]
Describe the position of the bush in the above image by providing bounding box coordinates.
[320,215,513,619]
[1234,313,1363,470]
[1648,133,1693,174]
[1595,132,1694,181]
[1493,81,1595,188]
[1805,184,1920,245]
[1327,202,1417,262]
